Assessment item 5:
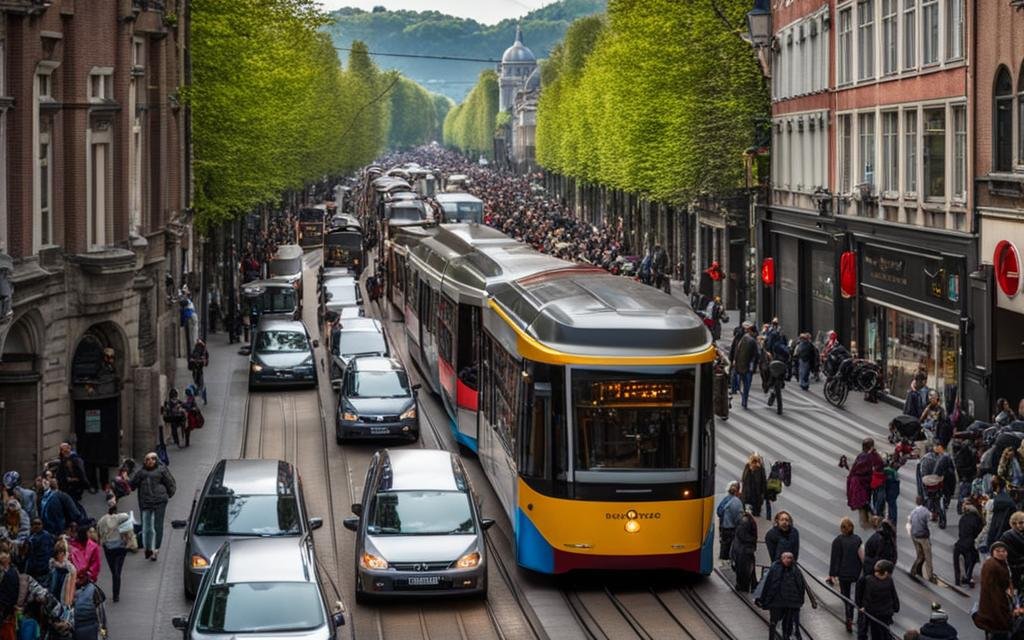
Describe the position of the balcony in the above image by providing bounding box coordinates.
[0,0,51,15]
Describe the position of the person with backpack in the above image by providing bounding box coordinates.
[182,385,204,449]
[716,482,743,562]
[161,388,186,449]
[766,343,789,414]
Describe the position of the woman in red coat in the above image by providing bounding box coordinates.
[847,438,883,528]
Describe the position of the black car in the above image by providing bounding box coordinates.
[171,459,323,599]
[249,319,318,390]
[336,357,419,444]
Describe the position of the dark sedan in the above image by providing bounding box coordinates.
[336,357,419,444]
[248,319,318,390]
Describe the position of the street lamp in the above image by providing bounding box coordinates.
[746,0,772,47]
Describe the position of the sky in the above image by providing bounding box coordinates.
[317,0,555,25]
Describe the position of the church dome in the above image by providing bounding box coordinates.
[502,25,536,64]
[523,66,540,92]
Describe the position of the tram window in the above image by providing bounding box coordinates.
[522,383,549,479]
[572,368,695,471]
[479,334,491,421]
[457,305,478,390]
[438,295,454,364]
[410,273,420,314]
[492,340,520,454]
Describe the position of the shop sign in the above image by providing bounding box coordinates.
[862,245,960,309]
[761,257,775,286]
[84,409,102,434]
[995,240,1021,298]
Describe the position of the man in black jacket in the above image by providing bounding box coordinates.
[856,559,900,640]
[758,551,812,639]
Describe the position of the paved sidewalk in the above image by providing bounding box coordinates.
[81,332,249,639]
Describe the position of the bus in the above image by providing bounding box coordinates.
[434,193,484,224]
[388,223,717,576]
[296,206,326,250]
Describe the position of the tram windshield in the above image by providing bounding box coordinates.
[572,368,695,471]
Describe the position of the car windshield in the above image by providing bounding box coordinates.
[347,370,409,398]
[255,331,307,353]
[268,259,300,278]
[390,205,424,221]
[337,330,385,356]
[194,494,301,536]
[195,582,324,634]
[441,201,482,223]
[325,283,357,305]
[367,491,474,535]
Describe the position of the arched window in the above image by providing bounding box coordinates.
[995,66,1014,172]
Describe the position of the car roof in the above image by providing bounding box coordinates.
[435,193,482,205]
[255,318,307,332]
[381,449,461,492]
[207,459,295,496]
[351,356,403,372]
[272,244,304,261]
[338,318,380,332]
[324,276,356,287]
[218,538,313,584]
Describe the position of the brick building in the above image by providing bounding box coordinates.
[973,1,1024,414]
[760,0,984,413]
[0,0,191,480]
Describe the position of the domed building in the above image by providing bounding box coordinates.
[499,25,537,112]
[496,25,541,170]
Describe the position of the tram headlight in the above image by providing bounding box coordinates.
[361,552,388,570]
[624,509,640,534]
[455,551,480,569]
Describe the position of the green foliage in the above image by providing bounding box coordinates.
[386,73,448,148]
[324,0,606,100]
[190,0,408,229]
[442,70,499,157]
[536,0,769,203]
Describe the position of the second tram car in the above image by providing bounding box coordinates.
[387,224,716,575]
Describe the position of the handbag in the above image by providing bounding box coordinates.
[118,511,135,534]
[767,477,783,494]
[870,470,886,490]
[187,410,205,431]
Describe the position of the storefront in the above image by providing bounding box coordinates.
[979,216,1024,415]
[857,242,964,404]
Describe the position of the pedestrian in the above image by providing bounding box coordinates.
[758,551,813,640]
[909,496,937,584]
[23,518,53,582]
[794,333,817,391]
[728,325,745,395]
[829,517,864,632]
[881,455,902,526]
[820,330,840,370]
[847,438,884,528]
[903,372,929,422]
[974,542,1013,639]
[733,323,760,410]
[987,477,1015,551]
[96,498,130,602]
[182,385,204,448]
[162,388,186,449]
[917,604,958,640]
[917,443,955,529]
[856,559,900,640]
[920,390,947,441]
[731,505,758,592]
[47,539,76,607]
[717,481,743,562]
[2,471,36,520]
[39,478,81,538]
[56,442,90,504]
[705,296,725,341]
[188,339,209,405]
[994,397,1017,426]
[0,550,17,640]
[998,511,1024,592]
[129,451,176,561]
[68,520,101,586]
[741,453,768,517]
[2,498,28,560]
[954,501,983,588]
[765,510,800,563]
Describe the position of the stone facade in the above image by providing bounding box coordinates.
[0,0,191,479]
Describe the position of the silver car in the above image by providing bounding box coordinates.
[172,537,345,639]
[344,448,493,601]
[171,459,322,598]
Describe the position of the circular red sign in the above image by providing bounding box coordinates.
[995,240,1021,297]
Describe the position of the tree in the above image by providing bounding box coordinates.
[442,70,499,157]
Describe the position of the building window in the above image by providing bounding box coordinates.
[839,114,853,193]
[952,104,966,199]
[37,73,50,99]
[922,0,939,65]
[945,0,963,61]
[882,112,899,192]
[882,0,898,75]
[87,128,113,250]
[903,0,917,70]
[858,0,876,80]
[839,7,853,85]
[996,67,1014,172]
[38,133,51,246]
[923,107,945,199]
[859,112,876,186]
[904,109,918,193]
[89,71,113,102]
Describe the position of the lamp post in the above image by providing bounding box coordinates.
[746,0,773,77]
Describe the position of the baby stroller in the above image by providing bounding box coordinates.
[888,414,925,444]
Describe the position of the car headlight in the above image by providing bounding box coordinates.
[361,552,388,570]
[191,554,209,569]
[400,406,416,420]
[455,551,480,569]
[250,363,263,373]
[342,411,358,422]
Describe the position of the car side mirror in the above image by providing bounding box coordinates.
[308,517,324,531]
[412,384,422,391]
[171,519,188,530]
[333,611,346,627]
[312,339,320,349]
[351,503,363,516]
[171,616,189,630]
[342,516,359,532]
[480,518,495,531]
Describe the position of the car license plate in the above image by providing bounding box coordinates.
[370,426,389,435]
[407,576,439,586]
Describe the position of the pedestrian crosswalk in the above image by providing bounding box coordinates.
[715,386,978,636]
